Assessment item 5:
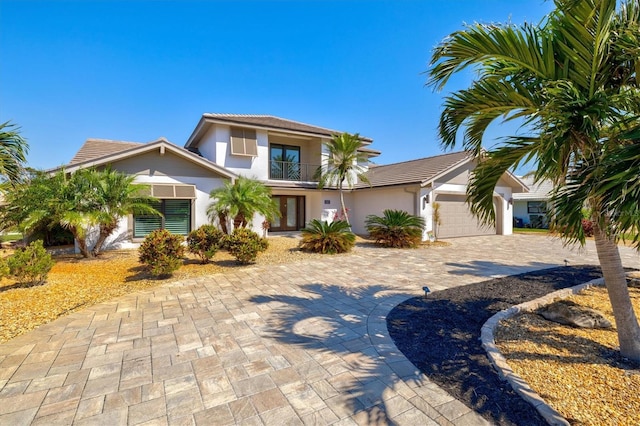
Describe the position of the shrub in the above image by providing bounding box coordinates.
[227,228,268,264]
[365,209,425,248]
[581,219,594,237]
[139,229,185,277]
[187,225,226,263]
[299,219,356,254]
[7,240,54,285]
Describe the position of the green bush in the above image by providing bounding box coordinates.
[227,228,268,264]
[299,219,356,254]
[139,229,185,277]
[365,209,425,248]
[187,225,226,263]
[7,240,54,285]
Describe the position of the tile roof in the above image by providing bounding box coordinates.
[69,139,143,164]
[513,176,552,199]
[359,151,472,188]
[201,113,374,142]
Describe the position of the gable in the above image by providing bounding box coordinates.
[109,150,228,178]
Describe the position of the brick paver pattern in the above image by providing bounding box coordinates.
[0,235,638,425]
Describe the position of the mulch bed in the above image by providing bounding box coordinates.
[386,265,603,426]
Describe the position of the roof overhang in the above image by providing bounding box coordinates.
[52,138,237,180]
[185,114,374,149]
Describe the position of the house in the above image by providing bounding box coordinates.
[62,113,526,249]
[512,176,553,228]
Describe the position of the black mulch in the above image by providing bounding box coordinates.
[386,265,604,426]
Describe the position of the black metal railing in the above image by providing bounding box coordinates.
[269,161,320,182]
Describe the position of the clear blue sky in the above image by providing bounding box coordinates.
[1,0,553,170]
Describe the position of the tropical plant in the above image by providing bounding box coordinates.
[88,168,159,256]
[1,168,158,258]
[6,240,54,286]
[138,229,185,277]
[365,209,425,248]
[432,202,442,240]
[299,219,356,254]
[0,121,29,183]
[187,224,226,263]
[226,228,268,264]
[207,177,280,233]
[316,132,370,228]
[427,0,640,360]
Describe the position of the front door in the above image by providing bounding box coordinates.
[271,196,305,231]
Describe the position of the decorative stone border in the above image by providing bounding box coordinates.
[480,277,605,426]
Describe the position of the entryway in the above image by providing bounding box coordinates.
[270,195,305,231]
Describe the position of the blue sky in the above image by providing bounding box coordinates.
[1,0,553,170]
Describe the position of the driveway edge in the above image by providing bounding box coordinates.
[480,277,605,426]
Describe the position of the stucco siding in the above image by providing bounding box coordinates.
[351,186,416,236]
[111,151,216,178]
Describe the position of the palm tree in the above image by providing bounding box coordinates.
[0,121,29,183]
[428,0,640,360]
[89,168,159,256]
[207,177,280,233]
[316,132,370,228]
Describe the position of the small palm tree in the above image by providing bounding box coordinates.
[0,121,29,183]
[89,168,159,256]
[365,209,425,248]
[299,219,356,254]
[208,177,280,233]
[316,132,370,228]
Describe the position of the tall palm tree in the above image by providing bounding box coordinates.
[207,177,280,233]
[316,132,370,228]
[0,121,29,183]
[428,0,640,360]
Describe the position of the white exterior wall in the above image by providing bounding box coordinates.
[494,186,514,235]
[350,187,416,236]
[85,174,227,251]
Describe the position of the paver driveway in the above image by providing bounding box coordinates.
[1,234,638,425]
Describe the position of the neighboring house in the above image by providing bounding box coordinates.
[61,113,527,249]
[512,176,553,228]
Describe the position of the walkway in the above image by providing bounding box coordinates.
[0,234,638,425]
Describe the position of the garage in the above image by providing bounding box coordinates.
[434,194,496,238]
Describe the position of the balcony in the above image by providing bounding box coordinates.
[269,161,320,182]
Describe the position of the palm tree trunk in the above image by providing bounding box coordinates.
[339,180,351,229]
[218,212,228,234]
[91,223,116,257]
[593,223,640,361]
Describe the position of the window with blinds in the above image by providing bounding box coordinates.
[133,199,191,237]
[230,127,258,156]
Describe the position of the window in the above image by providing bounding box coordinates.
[270,144,301,180]
[230,128,258,156]
[527,201,547,214]
[134,199,192,237]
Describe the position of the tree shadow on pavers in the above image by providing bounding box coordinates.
[251,283,404,425]
[388,265,603,426]
[445,260,558,278]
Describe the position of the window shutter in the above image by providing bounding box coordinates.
[164,200,191,235]
[230,127,258,156]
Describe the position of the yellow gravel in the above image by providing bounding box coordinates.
[495,285,640,426]
[0,237,324,343]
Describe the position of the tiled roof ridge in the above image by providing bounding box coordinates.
[204,113,340,131]
[375,150,471,168]
[202,113,371,141]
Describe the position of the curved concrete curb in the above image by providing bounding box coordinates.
[480,277,605,426]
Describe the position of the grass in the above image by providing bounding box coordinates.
[0,233,23,242]
[513,227,549,234]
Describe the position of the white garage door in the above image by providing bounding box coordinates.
[435,194,496,238]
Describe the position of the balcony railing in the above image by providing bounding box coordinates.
[269,161,320,182]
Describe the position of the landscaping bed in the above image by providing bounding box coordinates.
[386,265,640,425]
